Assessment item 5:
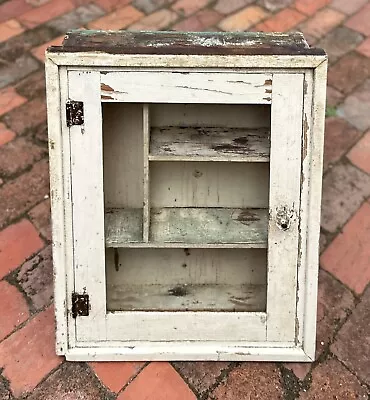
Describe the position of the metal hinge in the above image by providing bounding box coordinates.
[71,292,89,318]
[66,100,84,127]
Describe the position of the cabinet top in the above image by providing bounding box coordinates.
[48,30,325,56]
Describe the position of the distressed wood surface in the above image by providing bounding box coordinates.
[266,73,304,342]
[150,127,270,162]
[103,103,144,208]
[104,311,266,342]
[65,345,312,362]
[150,208,268,245]
[68,70,107,342]
[50,30,325,56]
[143,104,150,242]
[46,61,70,354]
[105,208,143,244]
[150,103,270,129]
[47,38,327,360]
[302,61,327,358]
[105,248,267,285]
[107,283,266,312]
[100,72,272,104]
[151,161,269,208]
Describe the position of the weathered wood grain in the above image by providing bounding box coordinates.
[150,161,270,208]
[50,30,325,56]
[150,126,270,162]
[150,208,268,245]
[107,283,266,312]
[100,72,272,104]
[105,208,143,244]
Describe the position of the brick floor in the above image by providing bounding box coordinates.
[0,0,369,398]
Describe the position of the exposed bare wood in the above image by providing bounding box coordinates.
[150,208,268,245]
[51,30,325,57]
[100,72,273,104]
[105,208,143,244]
[107,283,266,312]
[150,127,270,162]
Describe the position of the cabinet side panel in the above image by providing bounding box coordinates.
[46,60,69,354]
[303,62,327,358]
[267,73,304,342]
[296,71,313,348]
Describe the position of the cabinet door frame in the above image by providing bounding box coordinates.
[46,57,327,361]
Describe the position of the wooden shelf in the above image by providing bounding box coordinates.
[105,208,143,246]
[149,127,270,162]
[105,208,268,247]
[150,208,268,245]
[107,283,267,312]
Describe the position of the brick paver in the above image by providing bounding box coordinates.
[0,0,369,398]
[321,202,370,294]
[299,357,369,399]
[117,362,197,399]
[0,122,16,147]
[0,307,62,397]
[0,280,29,341]
[90,361,145,393]
[331,286,370,386]
[0,219,44,279]
[209,363,284,399]
[347,130,370,174]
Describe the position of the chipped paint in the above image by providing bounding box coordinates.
[302,113,309,161]
[101,83,114,91]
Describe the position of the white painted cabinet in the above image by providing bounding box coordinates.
[45,31,327,361]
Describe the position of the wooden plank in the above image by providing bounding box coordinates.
[52,31,325,57]
[100,72,272,104]
[149,127,270,162]
[266,73,304,342]
[107,283,266,312]
[103,103,144,208]
[150,103,270,129]
[143,104,150,242]
[104,311,266,342]
[150,208,268,245]
[65,345,311,362]
[105,248,267,286]
[68,70,107,342]
[151,161,269,208]
[105,209,143,245]
[302,61,327,359]
[296,71,313,348]
[45,60,70,354]
[47,53,327,69]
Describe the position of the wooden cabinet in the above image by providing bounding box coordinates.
[45,31,327,361]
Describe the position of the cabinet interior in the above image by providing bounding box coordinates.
[102,102,271,312]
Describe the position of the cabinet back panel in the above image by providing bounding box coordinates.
[106,248,267,312]
[106,248,267,285]
[103,103,144,208]
[150,161,269,208]
[150,103,271,128]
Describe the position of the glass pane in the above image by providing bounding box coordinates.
[102,102,270,312]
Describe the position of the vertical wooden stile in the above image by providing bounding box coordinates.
[143,104,150,242]
[266,73,304,342]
